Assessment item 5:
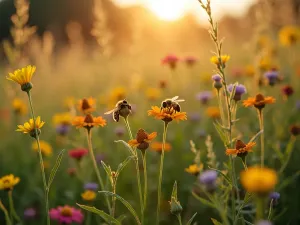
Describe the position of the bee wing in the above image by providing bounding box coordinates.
[171,96,179,101]
[175,99,185,103]
[104,108,117,115]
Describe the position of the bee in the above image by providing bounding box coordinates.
[161,96,185,112]
[105,100,132,122]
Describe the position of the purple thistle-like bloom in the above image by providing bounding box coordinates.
[84,182,98,191]
[56,124,71,136]
[212,74,222,82]
[264,70,279,86]
[24,208,37,219]
[196,91,212,104]
[199,170,218,191]
[269,192,280,206]
[256,220,273,225]
[227,84,247,101]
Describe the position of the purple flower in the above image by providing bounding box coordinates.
[56,124,71,136]
[199,170,218,191]
[227,84,247,101]
[84,182,98,191]
[256,220,272,225]
[196,91,212,104]
[195,129,206,138]
[269,192,280,206]
[114,126,125,137]
[189,112,201,122]
[212,74,222,82]
[264,70,279,86]
[24,208,37,219]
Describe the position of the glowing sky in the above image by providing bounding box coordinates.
[113,0,257,22]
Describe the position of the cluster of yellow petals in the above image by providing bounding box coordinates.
[0,174,20,190]
[16,116,45,133]
[6,65,36,85]
[52,112,73,125]
[151,141,172,153]
[148,106,187,123]
[81,190,96,201]
[210,55,230,66]
[185,164,203,175]
[279,25,300,46]
[72,114,106,129]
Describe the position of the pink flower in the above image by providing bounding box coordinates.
[161,54,179,69]
[49,205,84,224]
[68,148,88,160]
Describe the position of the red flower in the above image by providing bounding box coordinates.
[161,54,179,69]
[68,148,88,160]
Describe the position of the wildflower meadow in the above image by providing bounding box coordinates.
[0,0,300,225]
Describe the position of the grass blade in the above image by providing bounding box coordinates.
[48,149,65,188]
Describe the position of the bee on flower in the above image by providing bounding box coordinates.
[6,65,36,92]
[17,116,45,138]
[0,174,20,191]
[105,99,132,122]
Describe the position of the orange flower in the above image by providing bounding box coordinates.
[226,140,256,158]
[78,98,96,114]
[151,141,172,153]
[72,114,106,129]
[243,94,275,110]
[128,129,157,151]
[148,106,187,123]
[206,107,220,119]
[185,164,203,176]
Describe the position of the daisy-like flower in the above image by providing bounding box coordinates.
[243,94,275,110]
[68,148,88,161]
[151,141,172,154]
[226,140,256,158]
[49,205,84,224]
[0,174,20,191]
[206,107,220,119]
[6,65,36,92]
[185,164,203,176]
[12,98,27,115]
[72,114,106,129]
[148,106,187,123]
[81,190,96,201]
[279,25,300,46]
[32,140,53,157]
[16,116,45,138]
[161,54,179,69]
[128,129,157,151]
[78,98,96,115]
[210,55,230,68]
[240,167,277,195]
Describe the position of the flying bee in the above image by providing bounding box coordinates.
[161,96,185,112]
[104,100,132,122]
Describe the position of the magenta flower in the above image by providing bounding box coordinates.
[49,205,84,224]
[184,56,197,66]
[161,54,179,69]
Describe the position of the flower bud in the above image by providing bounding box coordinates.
[169,197,183,215]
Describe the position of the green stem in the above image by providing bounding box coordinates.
[257,110,264,167]
[123,118,144,224]
[217,91,226,125]
[26,91,50,225]
[156,122,168,225]
[86,129,112,214]
[8,191,21,224]
[0,200,12,225]
[85,212,91,225]
[241,158,248,170]
[142,152,148,216]
[255,197,265,221]
[279,136,296,174]
[176,214,183,225]
[112,184,116,218]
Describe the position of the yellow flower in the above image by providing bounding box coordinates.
[32,140,52,157]
[7,65,36,91]
[151,141,172,153]
[245,65,255,77]
[72,114,106,129]
[148,106,187,123]
[210,55,230,67]
[226,140,256,158]
[206,107,220,119]
[64,97,75,110]
[0,174,20,191]
[240,167,277,195]
[81,190,96,201]
[185,164,203,176]
[78,98,96,115]
[243,94,275,110]
[52,112,72,125]
[145,88,161,101]
[128,129,157,151]
[279,25,300,46]
[12,98,27,115]
[17,116,45,137]
[259,57,272,71]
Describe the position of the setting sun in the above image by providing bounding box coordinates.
[146,0,188,21]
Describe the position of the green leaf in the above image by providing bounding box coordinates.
[115,140,135,156]
[117,214,127,223]
[211,218,223,225]
[101,161,113,186]
[171,181,178,201]
[192,192,215,209]
[77,204,120,225]
[244,220,254,225]
[213,122,228,147]
[278,171,300,191]
[48,149,65,188]
[186,212,197,225]
[116,156,135,177]
[99,191,141,225]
